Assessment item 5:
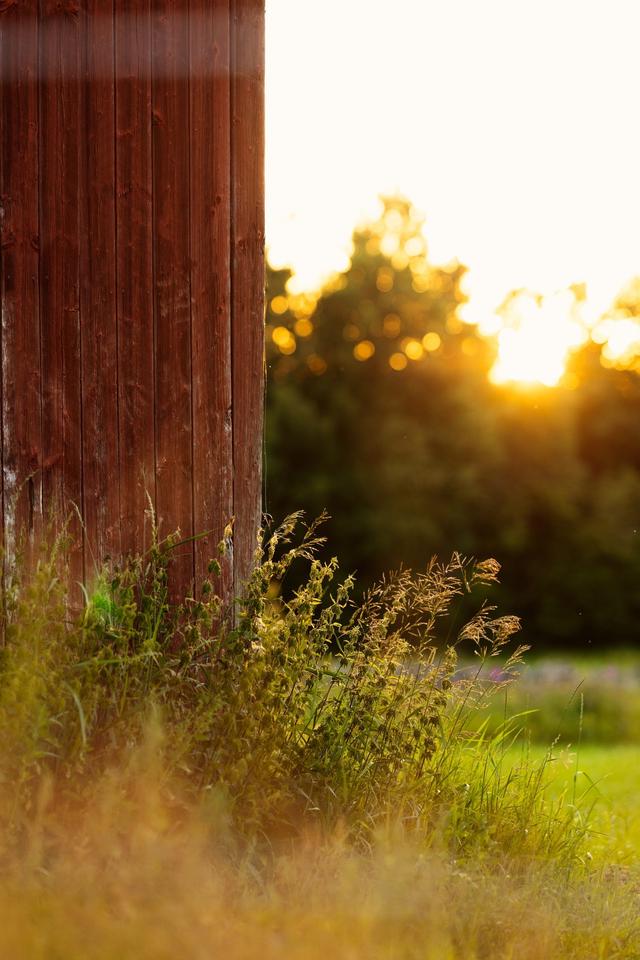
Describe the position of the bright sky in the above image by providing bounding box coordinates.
[266,0,640,381]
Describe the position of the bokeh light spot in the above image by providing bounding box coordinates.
[412,275,430,293]
[376,267,394,293]
[270,295,289,315]
[307,353,327,375]
[343,323,361,341]
[391,250,410,271]
[380,233,400,257]
[272,325,291,346]
[294,318,314,337]
[409,256,428,276]
[383,313,401,337]
[404,236,424,257]
[353,340,376,361]
[272,325,296,355]
[384,208,403,231]
[422,332,442,352]
[403,338,424,360]
[389,352,408,371]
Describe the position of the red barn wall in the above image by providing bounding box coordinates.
[0,0,265,599]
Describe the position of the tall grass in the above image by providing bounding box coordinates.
[0,515,566,850]
[0,515,635,957]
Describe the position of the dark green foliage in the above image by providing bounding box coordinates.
[266,199,640,649]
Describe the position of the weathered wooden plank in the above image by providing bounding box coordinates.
[152,0,194,593]
[0,0,42,570]
[231,0,265,597]
[115,0,155,559]
[81,0,120,575]
[1,0,265,607]
[0,5,4,577]
[189,0,233,596]
[39,0,84,585]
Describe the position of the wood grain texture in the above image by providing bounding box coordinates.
[1,0,265,604]
[231,0,265,597]
[115,0,155,558]
[81,0,120,574]
[0,0,42,567]
[189,0,233,594]
[152,0,194,594]
[39,0,84,585]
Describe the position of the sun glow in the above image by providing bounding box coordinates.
[267,1,640,388]
[489,290,589,387]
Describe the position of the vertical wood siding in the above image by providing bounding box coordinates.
[231,0,264,597]
[0,0,264,600]
[189,0,234,597]
[1,0,42,571]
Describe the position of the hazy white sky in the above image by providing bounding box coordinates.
[265,0,640,323]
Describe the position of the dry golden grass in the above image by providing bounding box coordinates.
[0,795,637,960]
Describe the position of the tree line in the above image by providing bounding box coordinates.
[265,198,640,650]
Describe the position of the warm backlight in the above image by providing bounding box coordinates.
[489,290,589,387]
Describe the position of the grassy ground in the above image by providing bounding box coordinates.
[544,744,640,860]
[0,828,636,960]
[0,717,632,960]
[1,532,639,958]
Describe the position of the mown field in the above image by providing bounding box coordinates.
[508,744,640,859]
[570,745,640,858]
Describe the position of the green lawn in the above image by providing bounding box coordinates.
[522,744,640,861]
[573,745,640,860]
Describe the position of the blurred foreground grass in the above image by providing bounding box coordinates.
[0,819,637,960]
[0,523,639,958]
